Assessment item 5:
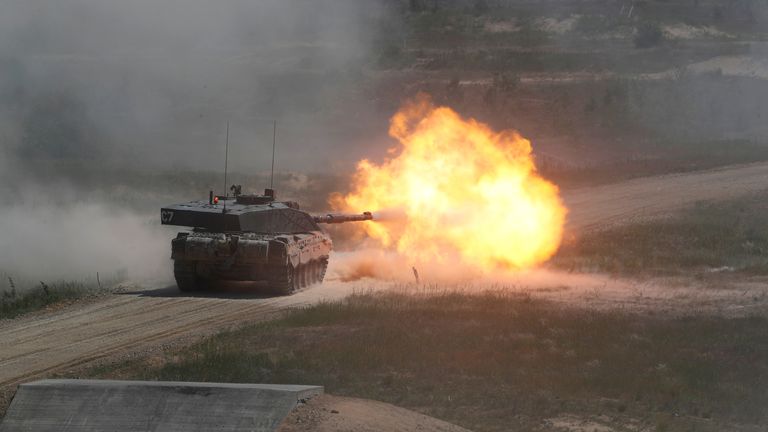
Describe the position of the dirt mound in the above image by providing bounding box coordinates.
[277,394,471,432]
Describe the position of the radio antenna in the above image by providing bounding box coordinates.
[270,120,277,189]
[223,121,229,213]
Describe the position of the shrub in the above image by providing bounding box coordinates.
[634,22,664,49]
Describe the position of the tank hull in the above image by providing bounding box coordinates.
[161,192,371,294]
[170,231,332,294]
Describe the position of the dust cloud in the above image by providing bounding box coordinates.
[328,246,603,290]
[0,0,393,287]
[0,201,172,285]
[0,0,392,172]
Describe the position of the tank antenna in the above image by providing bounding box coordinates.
[270,120,277,189]
[223,121,229,213]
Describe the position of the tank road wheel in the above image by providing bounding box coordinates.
[317,258,328,283]
[173,261,209,292]
[294,265,303,291]
[309,261,319,285]
[293,265,302,289]
[305,264,314,286]
[311,261,322,285]
[306,262,316,286]
[298,265,307,288]
[314,258,328,285]
[321,258,329,282]
[269,265,297,295]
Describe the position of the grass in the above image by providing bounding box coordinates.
[544,141,768,189]
[0,272,117,319]
[552,193,768,277]
[85,289,768,432]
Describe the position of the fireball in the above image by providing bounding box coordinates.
[335,95,567,270]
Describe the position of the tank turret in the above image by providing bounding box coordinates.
[161,187,373,295]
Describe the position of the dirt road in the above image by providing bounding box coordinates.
[0,282,364,391]
[563,161,768,231]
[2,162,768,395]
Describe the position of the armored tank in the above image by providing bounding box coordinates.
[160,187,372,294]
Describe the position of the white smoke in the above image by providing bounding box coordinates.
[0,201,173,285]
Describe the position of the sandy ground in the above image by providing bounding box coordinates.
[562,161,768,232]
[0,279,370,390]
[473,269,768,318]
[276,394,470,432]
[2,162,768,405]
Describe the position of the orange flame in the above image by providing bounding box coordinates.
[335,95,567,270]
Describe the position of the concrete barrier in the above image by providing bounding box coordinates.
[0,379,323,432]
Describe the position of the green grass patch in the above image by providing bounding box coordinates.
[553,193,768,276]
[88,290,768,431]
[0,272,116,319]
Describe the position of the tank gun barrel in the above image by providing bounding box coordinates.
[313,211,373,224]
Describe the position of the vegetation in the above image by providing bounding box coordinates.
[87,290,768,431]
[0,272,116,319]
[543,140,768,189]
[553,193,768,276]
[634,22,665,49]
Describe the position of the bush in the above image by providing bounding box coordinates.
[634,22,664,49]
[0,273,116,319]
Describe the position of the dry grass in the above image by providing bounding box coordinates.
[89,290,768,431]
[553,193,768,277]
[0,272,116,319]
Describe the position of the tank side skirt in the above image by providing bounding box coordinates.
[170,230,331,292]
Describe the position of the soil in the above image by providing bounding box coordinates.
[276,394,471,432]
[562,161,768,232]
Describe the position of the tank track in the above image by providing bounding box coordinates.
[173,258,329,295]
[268,258,328,295]
[173,261,210,292]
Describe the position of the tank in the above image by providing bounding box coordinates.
[160,187,372,294]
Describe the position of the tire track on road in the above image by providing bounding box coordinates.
[0,298,284,389]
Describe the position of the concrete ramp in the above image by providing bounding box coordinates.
[0,379,323,432]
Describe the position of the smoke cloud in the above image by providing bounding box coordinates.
[0,202,171,283]
[0,0,394,286]
[0,0,392,173]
